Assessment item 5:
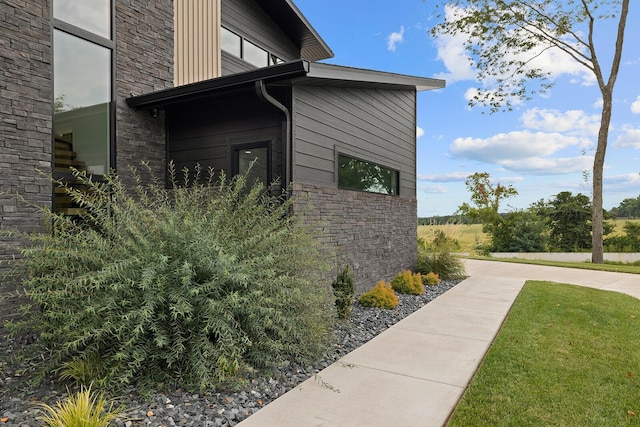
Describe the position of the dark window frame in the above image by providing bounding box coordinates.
[51,0,116,181]
[337,153,400,196]
[231,141,273,186]
[220,25,285,67]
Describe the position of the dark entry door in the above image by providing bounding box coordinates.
[232,141,271,187]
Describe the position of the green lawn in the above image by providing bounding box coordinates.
[448,281,640,426]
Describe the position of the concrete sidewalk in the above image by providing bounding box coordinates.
[236,259,640,427]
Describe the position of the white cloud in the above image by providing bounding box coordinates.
[416,126,424,138]
[432,33,476,83]
[420,185,448,194]
[593,98,604,109]
[431,4,594,88]
[631,96,640,114]
[451,131,590,163]
[606,173,640,185]
[615,128,640,148]
[450,129,594,175]
[499,156,593,174]
[417,172,470,182]
[521,108,600,136]
[387,26,405,52]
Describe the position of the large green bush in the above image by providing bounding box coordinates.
[8,163,335,391]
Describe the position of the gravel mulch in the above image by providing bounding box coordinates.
[0,280,460,427]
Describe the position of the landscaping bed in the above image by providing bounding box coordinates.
[0,279,460,427]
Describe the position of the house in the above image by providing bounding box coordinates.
[0,0,444,296]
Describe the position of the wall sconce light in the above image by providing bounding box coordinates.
[151,108,159,118]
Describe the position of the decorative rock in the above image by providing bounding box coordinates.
[0,280,460,426]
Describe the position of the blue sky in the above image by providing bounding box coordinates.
[294,0,640,217]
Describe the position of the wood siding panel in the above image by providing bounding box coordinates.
[221,0,299,63]
[292,86,417,197]
[174,0,221,86]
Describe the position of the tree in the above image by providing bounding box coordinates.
[457,172,518,250]
[538,191,593,251]
[491,210,548,252]
[457,172,518,224]
[430,0,630,263]
[609,195,640,218]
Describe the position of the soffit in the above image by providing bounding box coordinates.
[257,0,333,62]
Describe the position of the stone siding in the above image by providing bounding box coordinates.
[292,183,417,295]
[115,0,174,187]
[0,1,53,328]
[0,0,174,329]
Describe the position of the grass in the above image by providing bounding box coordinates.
[448,281,640,427]
[37,385,125,427]
[417,223,485,253]
[470,256,640,274]
[419,219,640,254]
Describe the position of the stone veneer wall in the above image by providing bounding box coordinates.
[292,183,418,295]
[0,0,174,328]
[0,1,53,327]
[115,0,174,187]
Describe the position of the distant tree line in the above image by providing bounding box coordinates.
[419,173,640,253]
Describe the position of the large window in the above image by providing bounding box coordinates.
[53,0,113,178]
[221,26,284,68]
[52,0,113,214]
[338,154,399,196]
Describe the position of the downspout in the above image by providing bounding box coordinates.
[255,80,291,196]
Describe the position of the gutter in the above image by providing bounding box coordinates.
[255,80,292,193]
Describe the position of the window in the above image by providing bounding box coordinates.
[338,154,399,196]
[53,1,113,178]
[221,26,241,57]
[53,30,111,176]
[233,142,271,188]
[52,0,113,214]
[220,26,285,67]
[53,0,111,39]
[243,40,269,68]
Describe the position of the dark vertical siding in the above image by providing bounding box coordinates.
[292,86,417,198]
[221,0,300,73]
[166,92,284,182]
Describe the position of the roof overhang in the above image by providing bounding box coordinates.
[257,0,333,62]
[126,61,446,111]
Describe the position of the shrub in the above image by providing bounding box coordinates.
[422,272,441,286]
[37,385,124,427]
[7,163,335,392]
[358,281,399,309]
[416,246,466,280]
[390,270,423,295]
[332,265,355,320]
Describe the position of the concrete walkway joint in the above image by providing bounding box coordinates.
[236,259,640,427]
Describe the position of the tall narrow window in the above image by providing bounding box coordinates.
[53,0,111,39]
[338,154,399,196]
[53,0,113,214]
[53,30,111,176]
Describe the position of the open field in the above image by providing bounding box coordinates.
[418,219,640,253]
[418,223,485,253]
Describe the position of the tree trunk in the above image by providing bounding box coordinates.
[591,90,612,264]
[591,0,628,264]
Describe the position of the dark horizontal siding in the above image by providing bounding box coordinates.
[221,50,253,76]
[167,95,283,180]
[221,0,299,61]
[292,86,417,197]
